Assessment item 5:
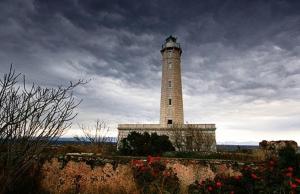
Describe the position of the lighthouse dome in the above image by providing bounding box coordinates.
[161,35,181,52]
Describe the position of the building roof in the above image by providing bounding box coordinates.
[165,35,177,43]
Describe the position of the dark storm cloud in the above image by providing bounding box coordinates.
[0,0,300,141]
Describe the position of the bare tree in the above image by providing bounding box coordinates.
[190,128,215,152]
[75,119,113,145]
[170,124,186,151]
[0,66,84,193]
[170,124,215,152]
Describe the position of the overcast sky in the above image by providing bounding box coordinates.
[0,0,299,144]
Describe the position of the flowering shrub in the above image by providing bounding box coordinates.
[188,160,300,194]
[188,145,300,194]
[131,156,180,194]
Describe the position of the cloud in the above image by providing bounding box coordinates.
[0,0,299,144]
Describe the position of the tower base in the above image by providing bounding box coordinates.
[117,124,216,152]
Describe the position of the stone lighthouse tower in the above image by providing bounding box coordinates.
[160,36,184,127]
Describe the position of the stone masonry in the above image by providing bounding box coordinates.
[160,36,184,127]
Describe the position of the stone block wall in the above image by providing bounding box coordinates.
[160,47,184,127]
[117,124,217,152]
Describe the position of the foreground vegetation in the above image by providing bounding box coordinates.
[1,141,297,194]
[2,122,295,194]
[34,145,299,194]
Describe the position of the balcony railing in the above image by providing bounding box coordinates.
[161,42,181,50]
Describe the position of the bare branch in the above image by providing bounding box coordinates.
[0,65,84,192]
[76,119,111,146]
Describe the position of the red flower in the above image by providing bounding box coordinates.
[151,170,159,177]
[234,175,242,181]
[289,181,297,189]
[230,191,235,194]
[132,160,144,167]
[269,160,275,166]
[286,172,293,177]
[163,171,170,177]
[251,173,258,180]
[291,183,297,189]
[147,155,160,164]
[216,181,222,188]
[287,166,294,172]
[140,166,149,172]
[295,178,300,184]
[147,155,153,164]
[243,166,251,171]
[208,186,213,191]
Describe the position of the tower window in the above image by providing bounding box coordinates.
[168,80,172,87]
[168,63,172,69]
[167,120,172,124]
[168,99,172,105]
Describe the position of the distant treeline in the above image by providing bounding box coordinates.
[53,137,118,145]
[217,145,259,151]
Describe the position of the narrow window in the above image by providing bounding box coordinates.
[167,120,172,124]
[168,63,172,69]
[168,80,172,87]
[168,98,172,105]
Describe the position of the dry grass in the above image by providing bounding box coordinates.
[41,159,138,194]
[251,149,268,161]
[168,162,215,193]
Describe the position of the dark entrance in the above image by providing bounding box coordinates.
[167,120,172,124]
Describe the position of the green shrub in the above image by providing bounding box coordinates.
[278,146,298,169]
[119,132,175,156]
[172,151,198,158]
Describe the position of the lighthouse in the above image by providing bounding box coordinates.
[160,36,184,127]
[117,35,217,152]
